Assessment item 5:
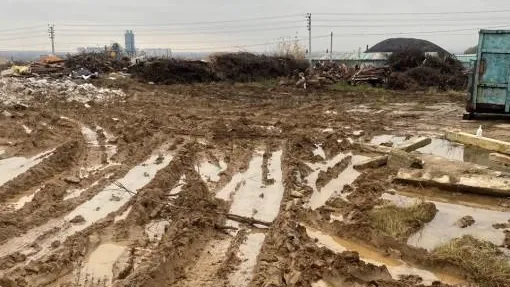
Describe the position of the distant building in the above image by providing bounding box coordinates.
[313,51,389,68]
[455,54,477,70]
[125,30,136,57]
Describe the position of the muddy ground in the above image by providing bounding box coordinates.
[0,77,508,287]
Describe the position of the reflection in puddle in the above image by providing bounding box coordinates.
[305,227,465,286]
[114,206,132,222]
[308,153,369,210]
[370,135,407,147]
[0,152,173,261]
[196,160,227,183]
[229,232,266,287]
[371,135,510,172]
[313,145,326,159]
[382,193,510,251]
[79,243,126,285]
[0,149,53,187]
[11,187,42,210]
[217,150,284,224]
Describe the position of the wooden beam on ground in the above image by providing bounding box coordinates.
[445,131,510,155]
[354,155,388,170]
[394,154,510,197]
[396,137,432,152]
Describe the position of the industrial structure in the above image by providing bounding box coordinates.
[125,30,136,57]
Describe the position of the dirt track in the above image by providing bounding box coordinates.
[0,77,509,287]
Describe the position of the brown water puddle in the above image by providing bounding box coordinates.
[305,227,466,286]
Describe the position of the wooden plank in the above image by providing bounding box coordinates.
[445,131,510,155]
[396,137,432,152]
[353,156,388,170]
[394,154,510,197]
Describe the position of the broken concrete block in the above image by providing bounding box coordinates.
[446,131,510,155]
[387,149,424,169]
[395,154,510,196]
[354,155,388,170]
[396,137,432,152]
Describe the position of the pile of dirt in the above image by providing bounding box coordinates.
[129,52,309,84]
[65,52,131,74]
[387,50,467,91]
[128,59,217,84]
[210,52,308,82]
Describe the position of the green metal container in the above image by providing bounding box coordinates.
[467,30,510,116]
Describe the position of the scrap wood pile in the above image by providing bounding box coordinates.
[128,52,309,84]
[30,55,65,76]
[349,67,390,86]
[386,50,467,91]
[64,52,130,73]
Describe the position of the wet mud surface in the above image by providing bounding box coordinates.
[0,78,504,287]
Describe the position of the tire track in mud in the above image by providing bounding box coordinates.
[0,145,180,285]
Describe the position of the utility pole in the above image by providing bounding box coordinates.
[48,24,55,55]
[306,13,312,64]
[330,32,333,61]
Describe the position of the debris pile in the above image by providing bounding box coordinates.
[349,67,390,86]
[128,59,217,84]
[129,52,309,84]
[64,52,130,74]
[30,55,66,76]
[387,50,467,90]
[0,77,125,105]
[209,52,308,82]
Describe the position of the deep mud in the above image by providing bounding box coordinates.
[0,76,503,287]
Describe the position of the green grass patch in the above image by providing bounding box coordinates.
[369,202,437,239]
[433,236,510,287]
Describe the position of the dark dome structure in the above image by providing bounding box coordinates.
[366,38,450,56]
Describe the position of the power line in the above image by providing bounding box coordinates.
[57,26,306,37]
[314,23,510,28]
[0,25,46,33]
[58,13,304,27]
[313,8,510,16]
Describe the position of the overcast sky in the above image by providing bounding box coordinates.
[1,0,509,54]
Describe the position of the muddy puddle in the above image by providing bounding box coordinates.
[216,150,284,225]
[307,153,369,210]
[305,227,465,286]
[371,134,510,171]
[0,149,53,187]
[196,160,227,183]
[77,243,127,285]
[229,232,266,286]
[0,152,174,261]
[382,193,510,251]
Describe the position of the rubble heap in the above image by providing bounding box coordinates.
[65,52,131,74]
[129,52,309,84]
[387,50,467,90]
[0,77,125,106]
